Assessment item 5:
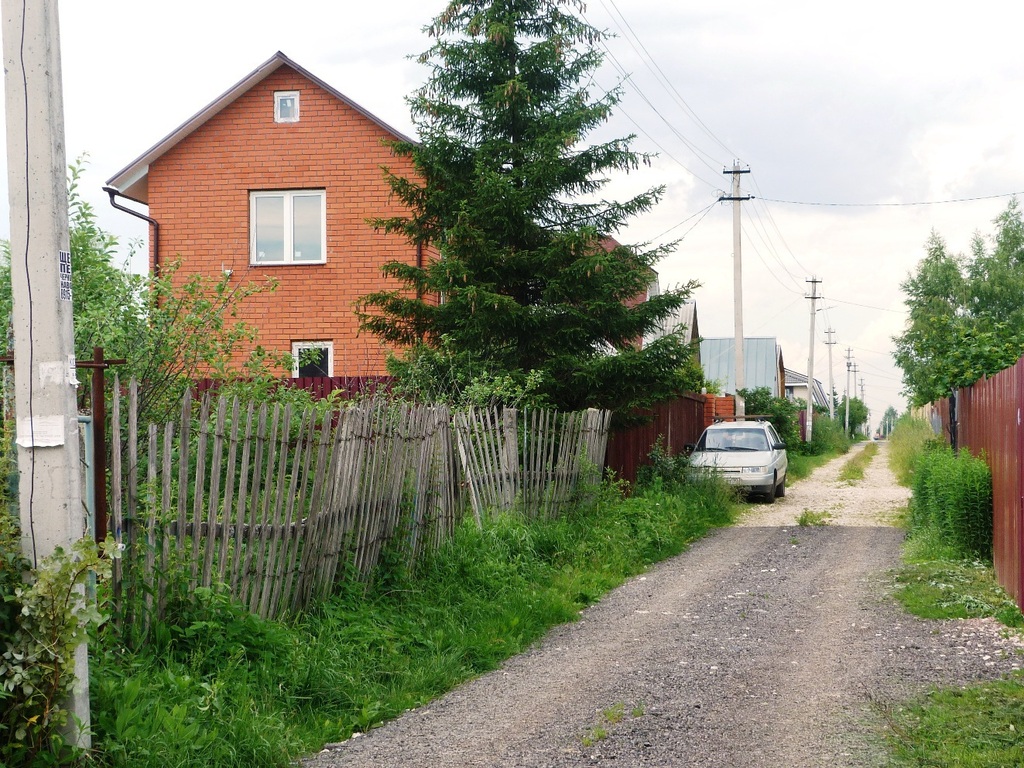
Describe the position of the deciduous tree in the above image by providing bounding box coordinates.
[894,201,1024,407]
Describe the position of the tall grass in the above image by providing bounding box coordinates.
[887,415,936,486]
[90,478,736,768]
[910,443,992,560]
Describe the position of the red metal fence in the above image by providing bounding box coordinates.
[936,359,1024,611]
[604,394,707,486]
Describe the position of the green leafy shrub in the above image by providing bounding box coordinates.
[910,443,992,559]
[0,529,113,767]
[635,437,690,491]
[806,412,849,456]
[737,387,801,449]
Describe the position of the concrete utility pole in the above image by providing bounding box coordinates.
[850,362,860,435]
[824,328,836,420]
[804,276,821,442]
[2,0,90,746]
[721,162,752,418]
[844,348,853,435]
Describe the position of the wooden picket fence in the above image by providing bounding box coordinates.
[454,407,612,522]
[109,380,611,631]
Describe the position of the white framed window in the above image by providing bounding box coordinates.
[250,190,326,264]
[292,341,333,378]
[274,91,300,122]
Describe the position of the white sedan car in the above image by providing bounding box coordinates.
[687,420,788,502]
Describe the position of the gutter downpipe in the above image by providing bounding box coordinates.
[102,186,160,277]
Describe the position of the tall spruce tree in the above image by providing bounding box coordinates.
[358,0,701,412]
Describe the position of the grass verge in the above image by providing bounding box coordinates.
[884,677,1024,767]
[786,451,839,484]
[90,478,736,768]
[885,512,1024,766]
[838,442,877,483]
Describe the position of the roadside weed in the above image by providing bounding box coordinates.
[797,509,831,526]
[580,702,642,748]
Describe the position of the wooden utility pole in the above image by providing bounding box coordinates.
[721,163,751,417]
[2,0,90,746]
[805,276,821,442]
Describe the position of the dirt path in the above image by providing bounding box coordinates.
[737,441,909,528]
[305,442,1023,768]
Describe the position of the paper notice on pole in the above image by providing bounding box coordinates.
[59,250,72,301]
[16,416,65,447]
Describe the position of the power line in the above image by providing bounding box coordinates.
[650,200,718,244]
[824,296,906,313]
[761,191,1024,208]
[595,0,737,160]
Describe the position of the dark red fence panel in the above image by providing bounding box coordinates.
[604,394,706,486]
[938,359,1024,610]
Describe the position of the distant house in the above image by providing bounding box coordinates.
[784,368,829,410]
[645,300,700,353]
[699,337,784,397]
[105,51,425,377]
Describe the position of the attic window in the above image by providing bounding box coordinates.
[275,91,299,123]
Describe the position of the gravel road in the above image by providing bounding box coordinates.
[304,441,1024,767]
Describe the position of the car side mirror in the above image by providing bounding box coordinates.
[773,442,786,450]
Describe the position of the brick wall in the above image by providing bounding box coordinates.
[147,66,422,376]
[703,394,735,427]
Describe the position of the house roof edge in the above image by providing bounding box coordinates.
[105,51,415,201]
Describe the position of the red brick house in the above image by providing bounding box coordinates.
[105,52,423,377]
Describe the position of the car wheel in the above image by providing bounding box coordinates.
[764,473,777,504]
[774,473,786,498]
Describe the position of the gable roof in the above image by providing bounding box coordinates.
[699,337,783,396]
[783,368,829,409]
[105,51,415,203]
[646,301,699,347]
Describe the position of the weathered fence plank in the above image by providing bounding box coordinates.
[110,383,611,635]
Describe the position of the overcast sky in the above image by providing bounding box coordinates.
[5,1,1024,429]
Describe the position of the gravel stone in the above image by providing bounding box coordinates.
[303,442,1023,767]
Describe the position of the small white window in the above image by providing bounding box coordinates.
[292,341,333,378]
[275,91,300,122]
[250,190,326,264]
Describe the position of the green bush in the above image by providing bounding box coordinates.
[910,442,992,559]
[806,413,849,456]
[635,437,690,491]
[737,387,801,449]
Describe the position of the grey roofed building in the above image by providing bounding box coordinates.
[783,368,830,410]
[644,300,700,362]
[700,337,785,397]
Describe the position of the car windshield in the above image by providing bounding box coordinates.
[699,428,770,452]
